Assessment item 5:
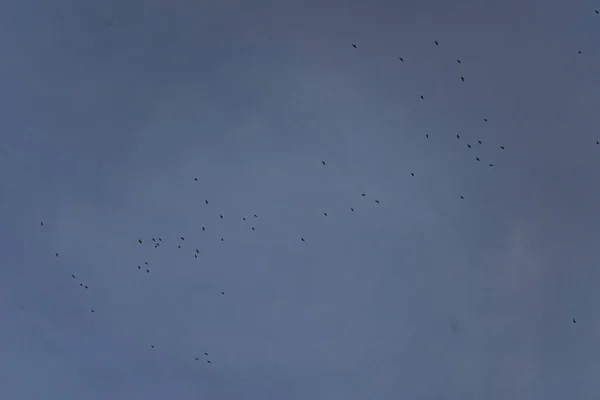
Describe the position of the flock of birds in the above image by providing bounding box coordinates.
[36,10,599,369]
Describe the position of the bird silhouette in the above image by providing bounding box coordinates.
[399,57,404,62]
[350,208,355,212]
[434,40,439,45]
[205,200,208,204]
[180,237,185,240]
[375,200,380,204]
[476,157,480,161]
[420,95,424,99]
[467,144,471,148]
[194,178,198,181]
[220,214,223,219]
[461,77,465,82]
[138,239,142,244]
[301,237,305,242]
[483,118,488,122]
[40,222,44,226]
[352,44,357,48]
[324,212,328,216]
[411,172,415,177]
[457,59,461,64]
[478,140,482,144]
[500,146,505,150]
[322,160,326,165]
[425,134,429,138]
[460,196,464,199]
[55,253,59,257]
[573,318,577,323]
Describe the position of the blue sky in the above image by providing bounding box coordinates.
[1,0,600,398]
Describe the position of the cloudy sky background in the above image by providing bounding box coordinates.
[1,0,600,398]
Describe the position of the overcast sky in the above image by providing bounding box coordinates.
[1,0,600,398]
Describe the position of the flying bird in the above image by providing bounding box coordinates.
[202,226,206,231]
[221,292,225,295]
[205,200,208,204]
[420,95,424,99]
[138,239,142,244]
[301,237,305,242]
[72,274,76,279]
[457,59,461,64]
[460,196,464,199]
[322,160,326,165]
[461,77,465,82]
[180,237,185,240]
[399,57,404,62]
[483,118,488,122]
[350,208,354,212]
[467,144,471,148]
[204,353,208,356]
[578,50,582,54]
[40,222,44,226]
[478,140,482,144]
[254,214,258,218]
[425,134,429,138]
[361,193,366,197]
[500,146,505,150]
[207,360,211,364]
[55,253,59,257]
[411,172,415,177]
[456,134,460,139]
[352,44,357,48]
[434,40,439,45]
[489,164,494,167]
[324,212,328,216]
[146,269,150,273]
[476,157,480,161]
[220,214,223,219]
[375,200,380,204]
[252,227,255,231]
[573,318,577,323]
[221,238,224,242]
[194,178,198,181]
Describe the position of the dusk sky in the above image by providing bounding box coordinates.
[2,0,600,398]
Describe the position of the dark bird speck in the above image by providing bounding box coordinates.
[352,44,357,48]
[399,57,404,62]
[461,77,465,82]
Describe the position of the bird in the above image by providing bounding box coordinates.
[324,212,328,216]
[55,252,59,257]
[301,237,305,242]
[204,353,208,356]
[489,164,494,167]
[352,44,357,48]
[138,239,142,244]
[254,214,258,218]
[322,160,326,165]
[399,57,404,62]
[461,77,465,82]
[72,274,76,279]
[146,269,150,273]
[434,40,439,45]
[350,208,354,212]
[596,9,599,14]
[221,238,224,242]
[195,357,199,360]
[483,118,488,122]
[195,254,198,258]
[40,222,44,226]
[420,95,424,99]
[80,283,83,287]
[460,196,464,199]
[220,214,223,219]
[180,237,185,240]
[158,238,162,241]
[375,200,380,204]
[221,292,224,295]
[152,238,156,242]
[478,140,482,144]
[194,178,198,181]
[578,50,582,54]
[196,249,199,254]
[467,144,471,148]
[456,134,460,139]
[361,193,366,197]
[151,345,155,348]
[457,59,461,64]
[90,309,95,313]
[425,134,429,138]
[177,245,181,248]
[138,265,141,269]
[573,318,577,323]
[207,360,211,364]
[411,172,415,177]
[476,157,480,161]
[205,200,208,205]
[252,227,255,231]
[85,285,88,289]
[500,146,505,150]
[202,226,206,231]
[144,261,148,265]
